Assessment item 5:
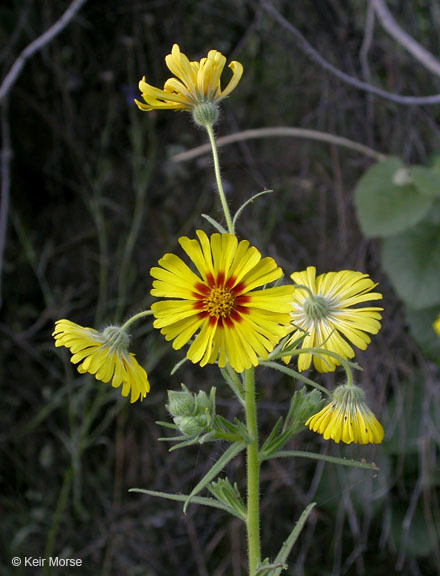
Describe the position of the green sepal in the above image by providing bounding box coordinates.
[183,441,247,513]
[207,478,246,522]
[129,488,244,520]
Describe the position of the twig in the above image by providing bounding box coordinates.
[0,0,88,308]
[260,0,440,106]
[0,0,88,103]
[372,0,440,78]
[171,127,386,163]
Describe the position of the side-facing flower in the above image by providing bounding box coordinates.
[433,313,440,336]
[53,320,149,403]
[135,44,243,121]
[150,230,294,373]
[283,266,383,372]
[306,384,384,444]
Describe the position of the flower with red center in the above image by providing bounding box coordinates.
[150,230,294,372]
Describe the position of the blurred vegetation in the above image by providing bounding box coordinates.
[1,1,440,575]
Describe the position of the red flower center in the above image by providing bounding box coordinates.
[193,272,250,326]
[203,286,236,318]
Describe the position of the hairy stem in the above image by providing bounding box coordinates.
[244,367,261,574]
[204,122,234,234]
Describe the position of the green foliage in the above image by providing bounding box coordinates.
[260,387,323,460]
[207,478,246,521]
[354,157,432,237]
[381,222,440,309]
[355,155,440,359]
[406,306,440,360]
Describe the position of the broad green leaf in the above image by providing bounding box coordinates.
[381,222,440,309]
[354,157,432,237]
[411,165,440,198]
[406,306,440,361]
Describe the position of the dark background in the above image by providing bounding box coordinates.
[1,1,439,575]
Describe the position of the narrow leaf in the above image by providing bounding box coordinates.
[183,441,247,513]
[264,450,380,471]
[129,488,243,520]
[260,361,330,396]
[271,503,316,575]
[232,189,274,228]
[201,213,228,233]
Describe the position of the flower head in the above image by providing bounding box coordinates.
[284,267,383,372]
[434,313,440,336]
[53,320,149,403]
[306,384,384,444]
[150,230,294,372]
[135,44,243,121]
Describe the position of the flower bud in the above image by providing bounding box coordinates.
[166,385,216,438]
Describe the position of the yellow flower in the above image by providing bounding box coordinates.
[283,266,383,372]
[306,384,384,444]
[433,314,440,336]
[150,230,294,372]
[135,44,243,113]
[53,320,149,403]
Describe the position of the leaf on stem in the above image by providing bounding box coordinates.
[207,478,246,521]
[201,213,228,233]
[232,189,274,229]
[128,488,244,520]
[259,388,323,460]
[264,450,380,471]
[270,503,316,575]
[183,441,247,513]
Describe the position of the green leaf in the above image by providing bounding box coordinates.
[232,189,274,229]
[269,503,316,575]
[128,488,244,520]
[201,213,227,233]
[263,450,380,471]
[207,478,246,521]
[381,222,440,309]
[253,560,287,576]
[406,306,440,361]
[411,165,440,198]
[183,441,247,513]
[354,157,432,237]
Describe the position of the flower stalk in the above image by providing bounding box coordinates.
[244,367,261,574]
[204,122,234,234]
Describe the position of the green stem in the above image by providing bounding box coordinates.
[204,122,234,234]
[244,367,261,574]
[120,309,154,332]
